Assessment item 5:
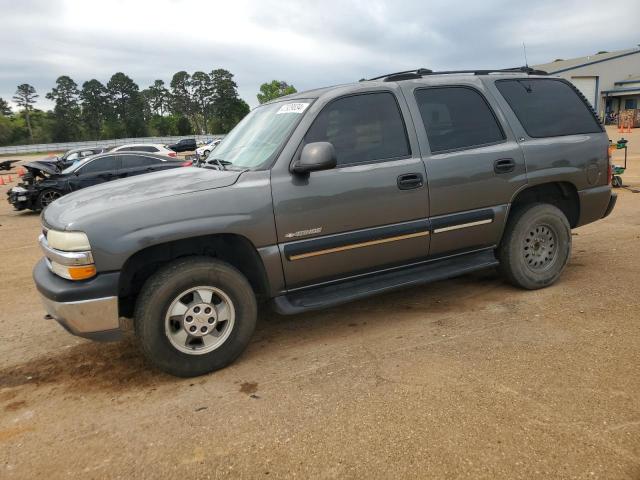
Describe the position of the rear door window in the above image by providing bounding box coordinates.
[121,155,160,168]
[496,78,602,137]
[305,92,410,165]
[79,156,119,173]
[414,87,505,153]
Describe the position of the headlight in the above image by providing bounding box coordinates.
[46,230,91,251]
[40,230,96,280]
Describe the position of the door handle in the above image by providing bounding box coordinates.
[494,158,515,174]
[397,173,424,190]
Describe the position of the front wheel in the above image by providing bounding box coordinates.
[37,189,63,210]
[135,257,257,377]
[497,203,571,290]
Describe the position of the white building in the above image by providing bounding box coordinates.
[534,47,640,118]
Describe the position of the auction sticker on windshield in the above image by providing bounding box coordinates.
[276,103,310,114]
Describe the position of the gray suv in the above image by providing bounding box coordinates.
[34,68,617,377]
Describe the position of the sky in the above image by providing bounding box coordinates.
[1,0,639,111]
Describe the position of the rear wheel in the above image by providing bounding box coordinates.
[135,257,257,377]
[497,203,571,290]
[37,189,63,210]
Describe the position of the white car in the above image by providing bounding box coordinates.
[195,139,221,158]
[110,143,177,157]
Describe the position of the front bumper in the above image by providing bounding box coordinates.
[33,258,123,341]
[6,185,33,211]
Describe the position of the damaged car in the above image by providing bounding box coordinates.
[38,147,108,171]
[7,151,192,211]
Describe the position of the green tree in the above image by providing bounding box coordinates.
[0,116,12,144]
[0,97,11,116]
[170,71,193,118]
[46,76,82,141]
[210,69,248,133]
[176,115,192,135]
[80,79,109,139]
[12,84,38,142]
[107,72,147,137]
[146,79,171,115]
[191,71,213,133]
[148,114,178,136]
[257,80,297,104]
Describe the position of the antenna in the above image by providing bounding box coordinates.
[522,42,529,68]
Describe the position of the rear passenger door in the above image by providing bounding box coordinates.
[404,82,527,256]
[271,91,430,288]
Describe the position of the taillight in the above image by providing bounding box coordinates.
[168,152,177,158]
[181,161,192,167]
[607,144,613,185]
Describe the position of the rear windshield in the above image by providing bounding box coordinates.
[496,78,602,138]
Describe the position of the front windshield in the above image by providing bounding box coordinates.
[209,99,312,169]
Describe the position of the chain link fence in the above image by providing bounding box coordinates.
[0,135,225,155]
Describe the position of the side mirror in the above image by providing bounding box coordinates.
[292,142,337,174]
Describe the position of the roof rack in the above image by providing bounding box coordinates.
[368,66,548,82]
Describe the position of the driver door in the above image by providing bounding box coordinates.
[68,155,121,191]
[271,91,430,289]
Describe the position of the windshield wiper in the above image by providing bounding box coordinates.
[204,158,233,171]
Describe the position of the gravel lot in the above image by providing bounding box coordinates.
[1,127,639,479]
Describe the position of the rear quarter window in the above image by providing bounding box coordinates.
[496,78,602,138]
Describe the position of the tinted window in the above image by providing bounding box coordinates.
[414,87,505,153]
[121,155,159,168]
[79,156,117,173]
[496,79,601,138]
[66,152,79,161]
[305,92,410,165]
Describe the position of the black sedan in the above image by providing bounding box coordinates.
[7,152,191,211]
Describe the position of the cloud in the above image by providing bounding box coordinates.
[0,0,639,110]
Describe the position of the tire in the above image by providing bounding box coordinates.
[36,189,63,210]
[134,257,257,377]
[497,203,571,290]
[612,175,622,188]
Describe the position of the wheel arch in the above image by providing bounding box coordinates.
[508,181,580,228]
[118,233,271,318]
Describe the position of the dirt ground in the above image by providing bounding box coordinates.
[0,127,639,479]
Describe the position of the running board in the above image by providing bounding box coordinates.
[272,249,498,315]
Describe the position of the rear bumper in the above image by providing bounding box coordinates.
[33,258,123,341]
[577,185,615,227]
[602,192,617,219]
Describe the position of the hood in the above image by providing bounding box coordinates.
[44,166,243,229]
[24,160,61,176]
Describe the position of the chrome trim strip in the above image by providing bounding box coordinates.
[39,234,94,266]
[433,218,493,233]
[289,230,430,261]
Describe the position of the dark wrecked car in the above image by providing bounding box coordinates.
[7,151,192,211]
[38,147,108,171]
